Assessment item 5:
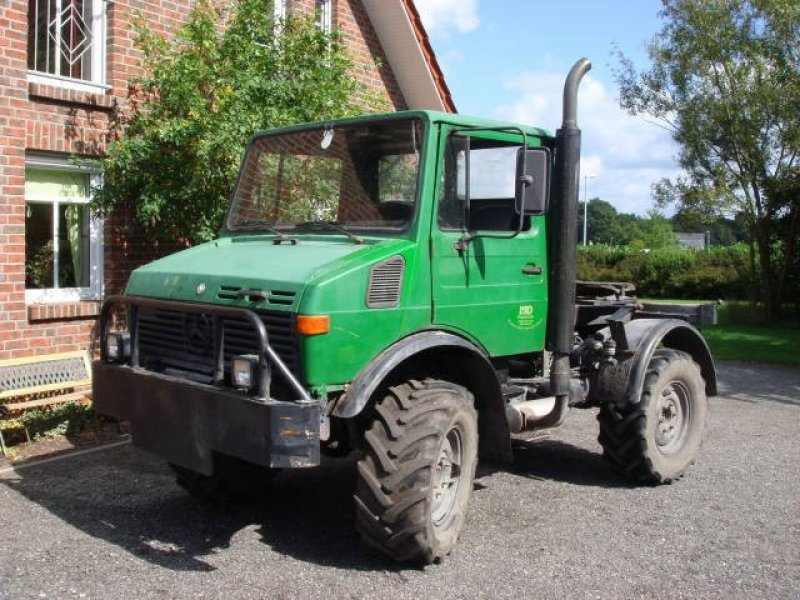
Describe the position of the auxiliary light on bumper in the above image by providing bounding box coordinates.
[106,332,131,362]
[231,354,259,390]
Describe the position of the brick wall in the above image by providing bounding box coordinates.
[0,0,410,360]
[0,0,193,360]
[292,0,407,111]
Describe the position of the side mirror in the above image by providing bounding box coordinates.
[515,147,550,215]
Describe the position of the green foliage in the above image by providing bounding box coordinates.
[579,198,679,249]
[636,212,678,249]
[93,0,378,244]
[671,208,748,246]
[0,402,97,444]
[577,243,753,299]
[616,0,800,318]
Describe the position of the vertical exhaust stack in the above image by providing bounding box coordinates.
[549,58,592,404]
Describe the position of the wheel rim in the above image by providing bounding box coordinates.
[431,424,463,528]
[654,380,691,454]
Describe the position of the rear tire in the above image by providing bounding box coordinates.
[598,350,707,484]
[355,379,478,564]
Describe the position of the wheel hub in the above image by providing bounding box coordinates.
[655,382,689,453]
[431,427,463,527]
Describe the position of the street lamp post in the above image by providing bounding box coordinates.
[583,173,596,246]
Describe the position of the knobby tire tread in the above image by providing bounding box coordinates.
[355,378,477,564]
[597,349,705,484]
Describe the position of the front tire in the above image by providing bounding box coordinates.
[355,379,478,564]
[598,350,707,484]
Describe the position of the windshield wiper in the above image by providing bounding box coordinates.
[234,220,298,245]
[295,220,363,244]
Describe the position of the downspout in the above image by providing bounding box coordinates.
[549,58,592,412]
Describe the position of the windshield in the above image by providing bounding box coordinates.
[228,117,424,233]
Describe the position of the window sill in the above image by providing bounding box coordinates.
[28,301,101,322]
[28,75,113,110]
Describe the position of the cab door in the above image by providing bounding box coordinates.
[430,129,549,356]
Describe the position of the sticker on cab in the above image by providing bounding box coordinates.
[509,304,536,330]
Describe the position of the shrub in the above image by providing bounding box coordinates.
[577,243,754,299]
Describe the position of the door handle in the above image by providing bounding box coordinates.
[521,265,543,275]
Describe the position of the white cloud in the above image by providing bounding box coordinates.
[493,71,681,214]
[415,0,479,35]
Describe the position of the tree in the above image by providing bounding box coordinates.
[635,211,678,249]
[584,198,622,244]
[617,0,800,318]
[671,209,747,246]
[579,198,677,247]
[93,0,380,244]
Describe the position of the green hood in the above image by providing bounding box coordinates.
[126,235,409,310]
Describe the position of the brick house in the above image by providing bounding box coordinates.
[0,0,453,361]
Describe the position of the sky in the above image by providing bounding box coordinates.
[415,0,678,215]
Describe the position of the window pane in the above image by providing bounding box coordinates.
[25,203,54,289]
[27,0,94,81]
[28,0,56,72]
[246,152,343,223]
[24,164,97,295]
[378,154,418,203]
[315,0,331,32]
[230,118,422,231]
[438,137,527,232]
[463,147,519,199]
[26,168,89,198]
[58,203,90,288]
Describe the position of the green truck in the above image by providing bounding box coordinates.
[94,60,716,564]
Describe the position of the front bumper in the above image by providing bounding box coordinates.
[94,361,321,474]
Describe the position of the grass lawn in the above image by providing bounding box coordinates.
[701,323,800,366]
[642,299,800,366]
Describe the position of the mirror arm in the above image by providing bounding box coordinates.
[454,233,477,254]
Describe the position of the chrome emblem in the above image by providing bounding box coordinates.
[195,282,207,295]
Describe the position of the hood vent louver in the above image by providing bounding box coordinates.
[367,256,405,308]
[218,285,241,300]
[268,290,296,306]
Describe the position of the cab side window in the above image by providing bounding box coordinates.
[438,136,529,232]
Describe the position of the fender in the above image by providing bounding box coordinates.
[613,318,717,406]
[332,330,501,418]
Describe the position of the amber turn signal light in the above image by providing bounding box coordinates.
[296,314,330,335]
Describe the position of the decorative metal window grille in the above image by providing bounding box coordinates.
[27,0,105,83]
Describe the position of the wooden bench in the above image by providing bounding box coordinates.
[0,351,92,455]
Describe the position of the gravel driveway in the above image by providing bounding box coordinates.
[0,360,798,599]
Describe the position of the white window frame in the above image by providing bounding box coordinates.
[315,0,332,33]
[27,0,110,94]
[25,154,104,304]
[273,0,286,22]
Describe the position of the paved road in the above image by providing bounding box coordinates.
[0,361,798,599]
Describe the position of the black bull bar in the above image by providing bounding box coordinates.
[93,295,320,474]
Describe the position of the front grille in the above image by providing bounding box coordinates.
[136,306,299,384]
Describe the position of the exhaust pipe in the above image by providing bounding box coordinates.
[549,58,592,411]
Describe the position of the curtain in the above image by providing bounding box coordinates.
[65,204,83,287]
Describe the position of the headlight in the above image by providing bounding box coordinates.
[231,355,258,390]
[106,332,130,362]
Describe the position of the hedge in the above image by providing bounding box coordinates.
[576,243,754,300]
